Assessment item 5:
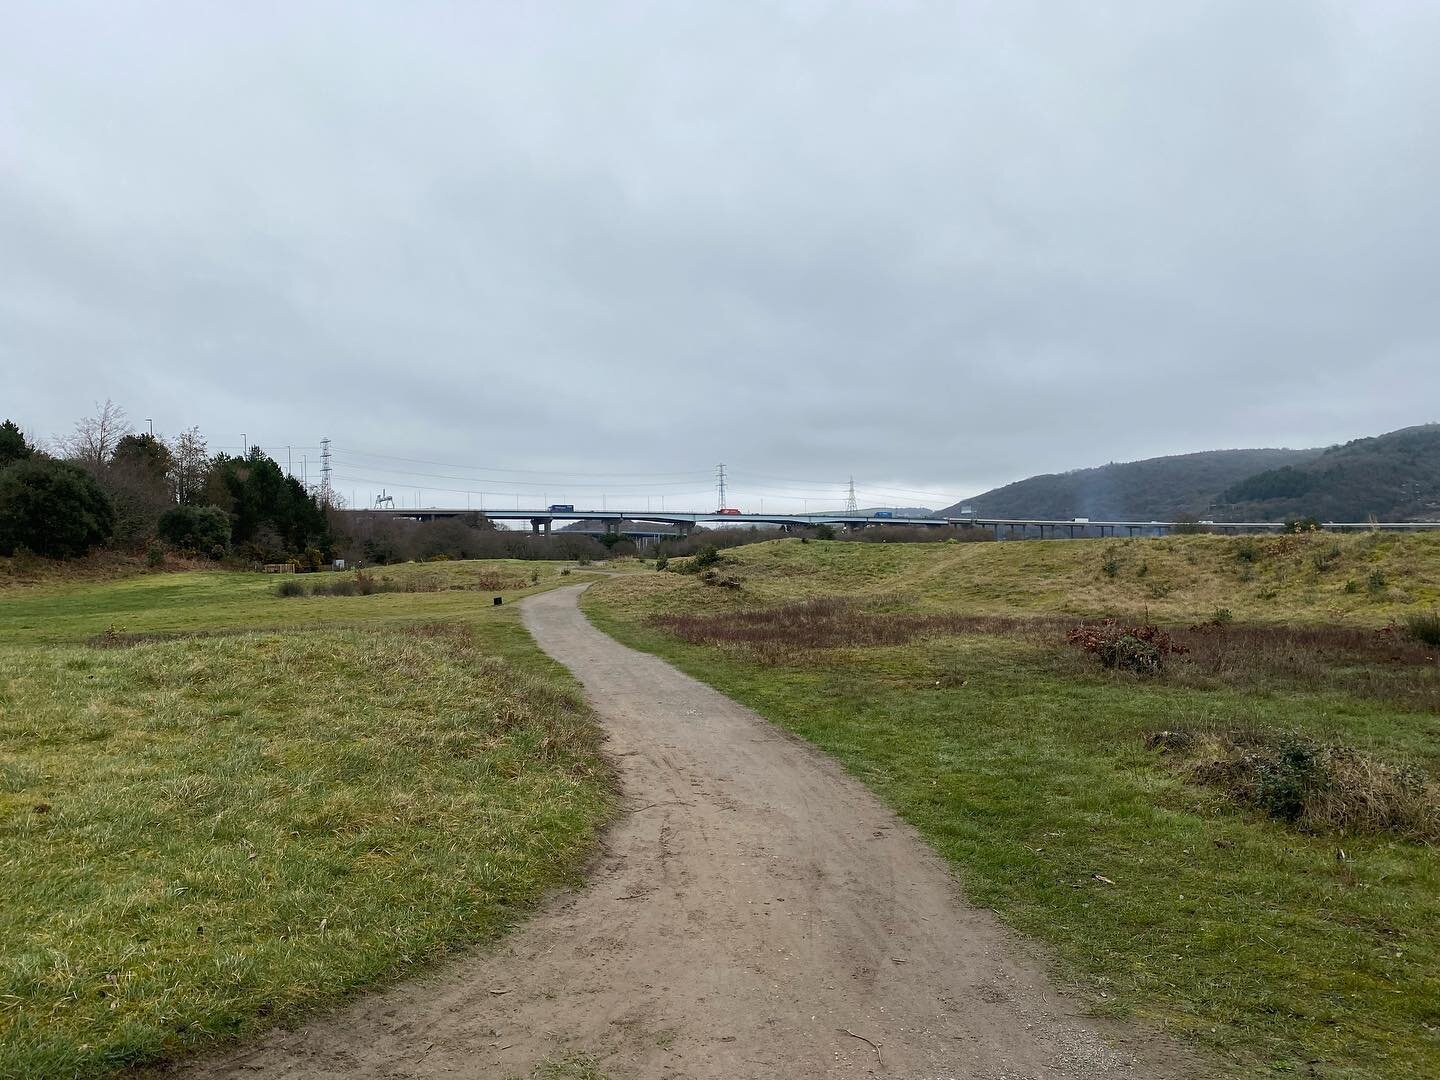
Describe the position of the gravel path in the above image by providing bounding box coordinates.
[171,584,1195,1079]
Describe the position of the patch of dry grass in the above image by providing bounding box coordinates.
[650,596,1440,712]
[652,597,1048,660]
[1148,728,1439,841]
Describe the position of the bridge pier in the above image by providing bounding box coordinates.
[530,518,552,536]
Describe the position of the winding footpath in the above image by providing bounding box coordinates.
[174,584,1194,1079]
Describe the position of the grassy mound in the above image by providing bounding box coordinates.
[616,531,1440,625]
[0,563,612,1077]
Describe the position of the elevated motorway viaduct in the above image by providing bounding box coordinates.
[344,508,1440,538]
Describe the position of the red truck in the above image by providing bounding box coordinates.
[714,508,742,515]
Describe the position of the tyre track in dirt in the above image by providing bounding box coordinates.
[170,584,1196,1079]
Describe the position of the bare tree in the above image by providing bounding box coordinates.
[64,399,131,471]
[170,426,210,505]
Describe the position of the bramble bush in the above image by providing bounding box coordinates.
[1067,620,1187,676]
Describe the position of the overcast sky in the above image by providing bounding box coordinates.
[3,1,1438,511]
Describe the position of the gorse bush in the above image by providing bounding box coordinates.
[1254,738,1322,824]
[274,578,306,597]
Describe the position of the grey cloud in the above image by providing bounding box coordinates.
[2,1,1438,508]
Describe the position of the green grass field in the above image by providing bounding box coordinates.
[0,560,613,1079]
[586,535,1440,1079]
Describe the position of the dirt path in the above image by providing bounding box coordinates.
[173,585,1194,1080]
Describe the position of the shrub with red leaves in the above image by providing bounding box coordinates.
[1067,620,1187,676]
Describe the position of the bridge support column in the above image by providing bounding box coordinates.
[530,518,552,536]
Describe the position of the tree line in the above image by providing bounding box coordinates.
[0,401,332,564]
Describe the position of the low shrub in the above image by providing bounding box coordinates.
[312,570,399,596]
[1149,728,1439,840]
[1405,611,1440,647]
[1311,543,1342,572]
[1067,620,1187,676]
[1189,608,1233,634]
[673,545,727,574]
[312,578,359,596]
[274,578,306,597]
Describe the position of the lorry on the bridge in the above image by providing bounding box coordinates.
[873,510,894,519]
[548,503,575,513]
[715,508,742,515]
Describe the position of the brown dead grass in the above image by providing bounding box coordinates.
[651,597,1064,662]
[653,596,1440,712]
[0,549,213,590]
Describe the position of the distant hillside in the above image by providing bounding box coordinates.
[1216,424,1440,522]
[942,448,1320,521]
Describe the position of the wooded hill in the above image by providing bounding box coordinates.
[941,448,1319,521]
[1216,424,1440,522]
[942,424,1440,522]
